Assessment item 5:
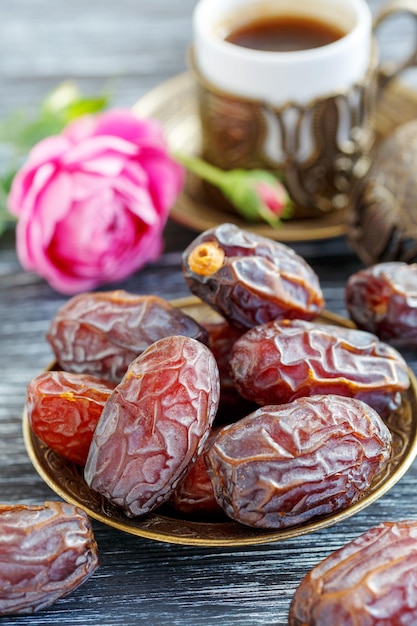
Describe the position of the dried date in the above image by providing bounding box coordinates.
[289,519,417,625]
[182,223,325,330]
[46,290,209,382]
[84,335,220,517]
[230,318,410,417]
[205,395,391,529]
[0,501,99,616]
[202,317,257,424]
[346,261,417,347]
[167,427,222,516]
[26,371,115,465]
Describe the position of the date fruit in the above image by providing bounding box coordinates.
[205,395,391,529]
[167,428,222,516]
[202,317,257,424]
[84,335,220,517]
[46,290,209,381]
[26,371,115,465]
[182,223,325,330]
[0,501,99,616]
[289,519,417,625]
[346,261,417,347]
[230,318,410,417]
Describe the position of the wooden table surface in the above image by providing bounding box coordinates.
[2,1,417,624]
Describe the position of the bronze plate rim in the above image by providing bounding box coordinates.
[23,296,417,546]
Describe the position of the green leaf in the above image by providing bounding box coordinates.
[0,79,111,241]
[41,81,81,113]
[18,116,67,150]
[0,81,110,155]
[64,95,110,121]
[0,179,16,239]
[0,215,14,239]
[0,169,18,196]
[40,81,110,125]
[0,110,30,146]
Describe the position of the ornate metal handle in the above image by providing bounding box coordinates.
[374,0,417,87]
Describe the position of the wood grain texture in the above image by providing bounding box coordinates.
[2,1,417,624]
[4,241,417,626]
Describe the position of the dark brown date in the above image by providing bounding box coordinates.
[182,223,325,330]
[202,317,257,424]
[205,395,391,529]
[289,519,417,625]
[26,371,115,465]
[0,501,99,616]
[167,428,222,516]
[84,335,220,517]
[230,318,410,417]
[46,290,209,382]
[346,261,417,347]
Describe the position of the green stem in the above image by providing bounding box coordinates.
[258,207,281,228]
[173,152,227,188]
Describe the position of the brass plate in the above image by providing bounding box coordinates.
[23,297,417,546]
[132,72,417,243]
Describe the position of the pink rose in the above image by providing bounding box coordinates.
[175,152,293,227]
[8,109,184,294]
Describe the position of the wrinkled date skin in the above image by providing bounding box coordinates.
[26,371,116,465]
[0,501,99,616]
[167,428,223,516]
[84,335,220,517]
[46,290,209,382]
[230,319,410,417]
[182,223,325,330]
[289,519,417,625]
[205,395,391,529]
[346,261,417,347]
[202,317,257,424]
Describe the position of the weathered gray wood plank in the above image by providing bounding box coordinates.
[1,2,417,624]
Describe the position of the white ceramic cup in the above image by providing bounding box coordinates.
[193,0,373,107]
[191,0,417,216]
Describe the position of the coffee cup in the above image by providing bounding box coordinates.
[190,0,417,217]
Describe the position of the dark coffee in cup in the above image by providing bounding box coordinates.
[192,0,417,216]
[225,15,346,52]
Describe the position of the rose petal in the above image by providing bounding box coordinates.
[10,109,183,294]
[63,115,98,143]
[93,109,166,146]
[140,153,184,213]
[36,171,74,242]
[63,135,139,168]
[9,161,55,218]
[29,135,72,164]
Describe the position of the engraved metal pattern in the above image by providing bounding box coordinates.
[192,50,379,217]
[23,298,417,546]
[348,120,417,265]
[133,72,417,243]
